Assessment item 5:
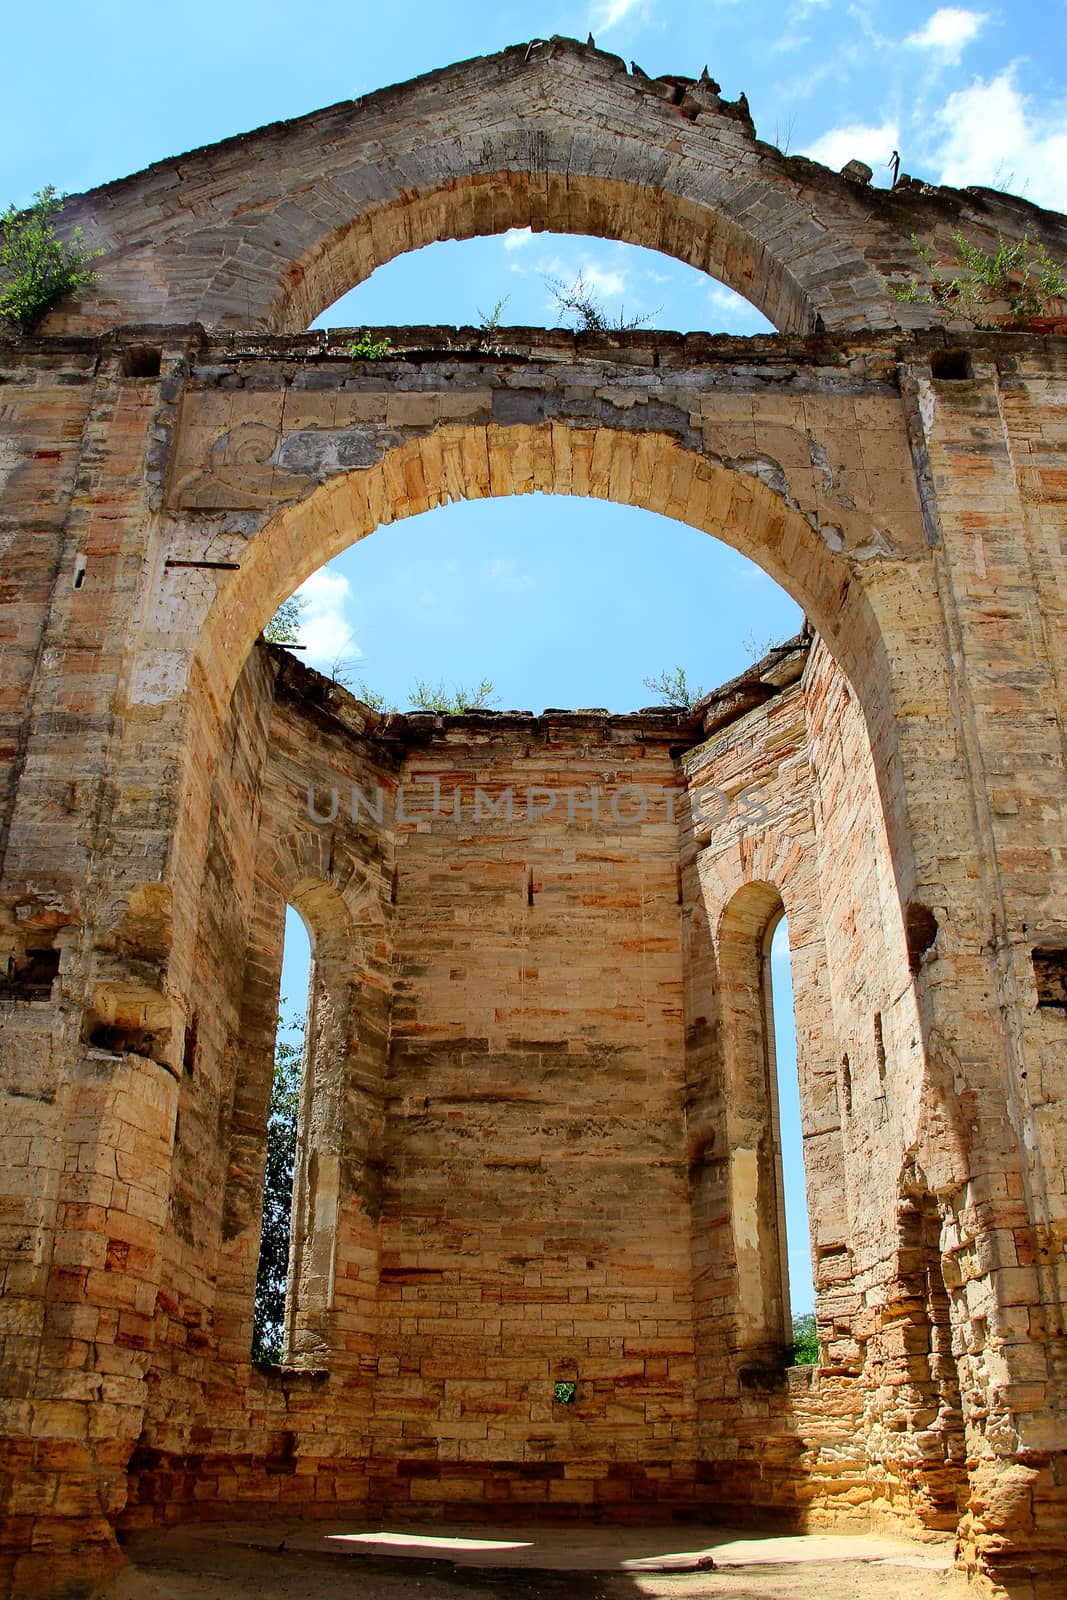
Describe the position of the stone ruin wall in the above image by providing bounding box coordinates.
[110,612,978,1541]
[123,630,904,1530]
[1,35,1067,1600]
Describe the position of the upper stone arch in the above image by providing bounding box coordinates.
[186,422,879,702]
[48,38,1066,337]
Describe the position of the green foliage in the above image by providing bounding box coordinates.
[263,594,306,644]
[742,630,786,662]
[409,677,498,713]
[790,1312,819,1367]
[252,1021,302,1363]
[0,186,102,333]
[477,295,509,333]
[347,329,393,361]
[642,666,705,709]
[354,680,396,714]
[545,271,657,333]
[888,230,1067,328]
[553,1380,577,1405]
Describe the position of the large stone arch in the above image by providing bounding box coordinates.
[169,413,920,952]
[193,422,885,697]
[149,405,935,1126]
[48,38,1067,337]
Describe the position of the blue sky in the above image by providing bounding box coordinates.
[8,0,1064,1317]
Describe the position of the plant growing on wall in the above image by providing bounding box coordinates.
[545,271,657,333]
[0,186,102,332]
[742,630,786,662]
[347,329,393,360]
[888,229,1067,329]
[642,666,705,709]
[252,1022,302,1363]
[477,295,509,333]
[354,681,397,713]
[409,678,498,713]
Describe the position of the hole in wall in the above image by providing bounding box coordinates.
[553,1380,577,1405]
[182,1012,199,1077]
[769,917,816,1330]
[930,349,973,381]
[1033,947,1067,1008]
[85,1020,164,1058]
[906,900,939,973]
[873,1011,887,1087]
[0,945,59,1001]
[121,345,162,378]
[839,1053,852,1117]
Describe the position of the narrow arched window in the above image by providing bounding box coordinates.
[717,884,813,1368]
[769,917,816,1360]
[253,905,311,1362]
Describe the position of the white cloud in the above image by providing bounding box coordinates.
[770,31,811,54]
[582,265,627,299]
[905,7,986,62]
[590,0,645,31]
[502,228,533,252]
[802,119,900,176]
[931,70,1067,210]
[704,281,774,334]
[294,567,361,670]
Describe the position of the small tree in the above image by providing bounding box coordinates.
[545,271,657,333]
[252,1024,302,1363]
[263,594,306,644]
[790,1311,819,1366]
[355,681,395,714]
[642,666,704,710]
[409,677,498,713]
[0,186,102,333]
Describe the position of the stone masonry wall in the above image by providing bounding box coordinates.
[122,637,967,1534]
[1,317,1066,1599]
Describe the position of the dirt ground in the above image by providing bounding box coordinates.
[100,1521,976,1600]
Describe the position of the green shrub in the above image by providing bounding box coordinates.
[889,229,1067,329]
[790,1311,819,1366]
[347,330,393,361]
[409,678,497,713]
[642,666,705,709]
[0,186,102,332]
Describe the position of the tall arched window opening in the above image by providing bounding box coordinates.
[716,885,816,1369]
[252,906,311,1362]
[769,917,816,1351]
